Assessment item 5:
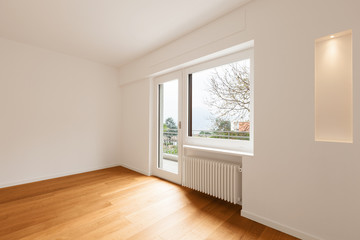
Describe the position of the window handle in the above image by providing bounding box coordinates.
[178,121,181,129]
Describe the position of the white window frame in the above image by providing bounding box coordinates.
[182,48,254,154]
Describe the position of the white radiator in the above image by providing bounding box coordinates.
[183,157,242,205]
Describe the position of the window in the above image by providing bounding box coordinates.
[185,49,253,153]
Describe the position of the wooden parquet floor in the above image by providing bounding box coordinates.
[0,166,299,240]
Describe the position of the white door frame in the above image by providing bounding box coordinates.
[151,71,183,184]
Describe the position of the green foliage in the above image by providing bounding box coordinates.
[163,123,168,132]
[165,117,177,129]
[193,117,250,141]
[162,118,178,155]
[209,131,249,141]
[212,118,231,132]
[199,130,211,137]
[163,144,178,155]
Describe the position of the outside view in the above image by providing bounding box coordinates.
[190,58,250,141]
[159,80,179,173]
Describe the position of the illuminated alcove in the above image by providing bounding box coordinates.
[315,30,353,143]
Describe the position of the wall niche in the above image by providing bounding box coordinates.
[315,30,353,143]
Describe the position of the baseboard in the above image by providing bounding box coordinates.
[119,163,150,176]
[241,209,322,240]
[0,163,121,189]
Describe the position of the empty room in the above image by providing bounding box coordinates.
[0,0,359,239]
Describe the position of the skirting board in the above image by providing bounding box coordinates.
[241,209,322,240]
[0,163,120,189]
[119,163,150,176]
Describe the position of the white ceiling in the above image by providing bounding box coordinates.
[0,0,250,67]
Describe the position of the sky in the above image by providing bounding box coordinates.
[162,80,178,125]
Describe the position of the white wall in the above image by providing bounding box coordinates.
[0,37,122,188]
[118,0,360,239]
[119,79,151,175]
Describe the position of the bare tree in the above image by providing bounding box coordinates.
[206,63,250,122]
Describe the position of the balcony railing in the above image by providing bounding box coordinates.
[163,129,178,155]
[162,129,250,156]
[192,130,250,140]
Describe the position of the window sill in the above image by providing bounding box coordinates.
[183,145,253,157]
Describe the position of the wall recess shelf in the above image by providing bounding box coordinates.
[315,30,353,143]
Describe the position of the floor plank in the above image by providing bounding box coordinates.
[0,166,299,240]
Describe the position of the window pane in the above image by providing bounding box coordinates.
[158,80,178,173]
[189,59,250,141]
